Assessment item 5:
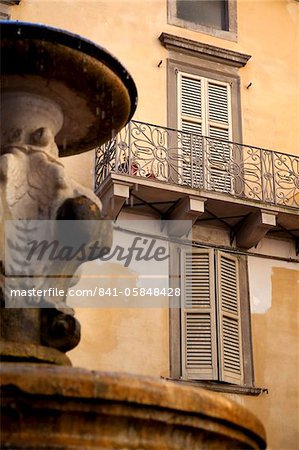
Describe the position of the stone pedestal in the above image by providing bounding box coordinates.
[0,363,266,449]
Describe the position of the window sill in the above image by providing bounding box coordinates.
[162,378,267,396]
[167,0,238,43]
[168,17,237,42]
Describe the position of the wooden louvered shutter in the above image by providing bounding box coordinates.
[206,80,232,193]
[181,248,218,380]
[178,73,204,188]
[216,251,243,384]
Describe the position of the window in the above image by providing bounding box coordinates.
[182,248,243,383]
[168,0,237,41]
[170,246,254,387]
[160,33,251,195]
[178,71,233,192]
[178,73,232,143]
[177,0,228,31]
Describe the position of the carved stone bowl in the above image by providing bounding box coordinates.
[0,363,266,449]
[0,21,137,156]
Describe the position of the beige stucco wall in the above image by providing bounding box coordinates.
[71,306,169,376]
[8,1,299,448]
[243,266,299,450]
[69,260,169,377]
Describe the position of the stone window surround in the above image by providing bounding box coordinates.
[169,244,255,390]
[159,32,251,146]
[160,32,251,142]
[159,32,251,69]
[167,0,238,42]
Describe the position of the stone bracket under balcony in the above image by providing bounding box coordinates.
[98,179,132,219]
[167,195,206,237]
[234,210,278,249]
[97,172,299,254]
[96,119,299,252]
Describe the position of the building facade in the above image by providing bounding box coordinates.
[3,1,299,448]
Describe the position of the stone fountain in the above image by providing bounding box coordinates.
[0,21,266,449]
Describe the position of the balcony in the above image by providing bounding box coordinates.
[95,121,299,250]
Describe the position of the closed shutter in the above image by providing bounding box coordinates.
[216,251,243,384]
[181,248,218,380]
[178,73,204,188]
[206,81,232,193]
[177,73,233,193]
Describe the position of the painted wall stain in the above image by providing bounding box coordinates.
[242,267,299,450]
[248,256,298,314]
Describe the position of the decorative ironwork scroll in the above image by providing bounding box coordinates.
[96,120,299,209]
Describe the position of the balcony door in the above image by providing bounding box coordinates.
[177,71,233,193]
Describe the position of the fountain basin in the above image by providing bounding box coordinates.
[0,21,138,156]
[0,363,266,449]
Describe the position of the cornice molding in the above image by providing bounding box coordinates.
[159,32,251,68]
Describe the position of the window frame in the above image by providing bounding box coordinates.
[169,243,255,390]
[166,44,245,194]
[177,71,234,193]
[168,0,238,42]
[167,56,242,147]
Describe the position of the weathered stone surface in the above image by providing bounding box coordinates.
[0,342,71,365]
[0,363,266,449]
[0,92,107,306]
[0,90,107,357]
[1,22,137,156]
[0,22,127,358]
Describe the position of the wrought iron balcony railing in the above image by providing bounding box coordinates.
[95,120,299,209]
